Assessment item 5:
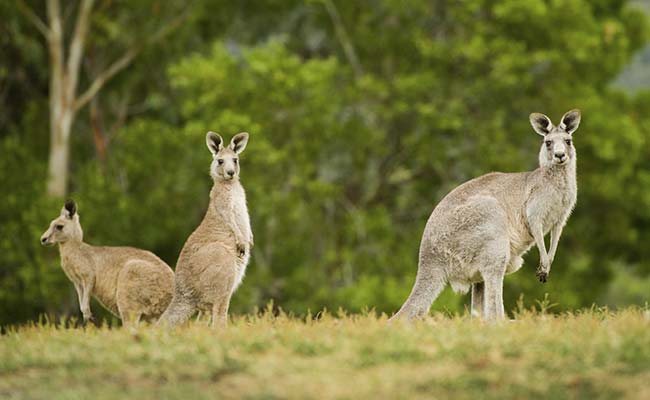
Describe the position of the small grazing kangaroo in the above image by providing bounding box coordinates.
[159,132,253,328]
[391,110,581,321]
[40,200,174,325]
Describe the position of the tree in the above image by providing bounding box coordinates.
[17,0,188,197]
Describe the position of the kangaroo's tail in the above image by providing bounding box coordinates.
[389,250,446,322]
[157,294,195,327]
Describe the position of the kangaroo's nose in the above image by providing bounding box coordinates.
[554,152,565,159]
[227,170,235,177]
[40,237,48,244]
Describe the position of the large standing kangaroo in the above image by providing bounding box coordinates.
[159,132,253,327]
[391,110,580,321]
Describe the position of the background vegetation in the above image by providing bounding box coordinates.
[2,0,650,325]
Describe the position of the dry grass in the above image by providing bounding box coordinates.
[1,307,649,399]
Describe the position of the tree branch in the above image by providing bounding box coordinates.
[46,0,64,116]
[74,48,136,112]
[17,0,50,38]
[322,0,363,79]
[66,0,95,96]
[46,0,63,70]
[90,96,107,162]
[74,7,191,112]
[108,91,131,141]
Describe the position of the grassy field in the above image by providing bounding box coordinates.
[1,307,649,400]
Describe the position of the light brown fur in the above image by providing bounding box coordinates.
[40,200,174,325]
[159,132,253,328]
[391,110,581,321]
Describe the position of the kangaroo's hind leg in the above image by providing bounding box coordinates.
[474,234,510,321]
[471,282,484,319]
[116,262,146,327]
[482,271,506,321]
[479,245,509,321]
[210,295,231,329]
[116,284,142,328]
[118,307,142,328]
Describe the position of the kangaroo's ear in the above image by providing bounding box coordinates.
[63,199,77,218]
[529,113,553,136]
[206,132,223,156]
[229,132,249,154]
[559,109,581,135]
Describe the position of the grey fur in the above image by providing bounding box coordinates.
[391,110,580,321]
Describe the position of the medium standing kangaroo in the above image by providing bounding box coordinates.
[391,110,581,321]
[159,132,253,328]
[40,200,174,325]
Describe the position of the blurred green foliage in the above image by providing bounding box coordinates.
[2,0,650,324]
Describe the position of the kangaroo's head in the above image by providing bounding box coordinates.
[530,109,581,168]
[41,199,83,246]
[206,131,249,182]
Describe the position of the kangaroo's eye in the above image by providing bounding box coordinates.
[56,225,64,231]
[565,139,572,145]
[233,158,238,164]
[545,140,552,147]
[217,159,224,165]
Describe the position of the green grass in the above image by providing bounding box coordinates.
[1,308,649,400]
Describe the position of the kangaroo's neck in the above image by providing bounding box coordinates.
[538,157,576,188]
[59,239,83,255]
[203,179,243,220]
[58,240,95,272]
[209,178,240,199]
[531,158,577,213]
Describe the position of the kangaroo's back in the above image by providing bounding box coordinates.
[89,245,172,312]
[425,171,534,255]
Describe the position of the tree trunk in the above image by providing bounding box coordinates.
[45,0,91,197]
[47,105,74,197]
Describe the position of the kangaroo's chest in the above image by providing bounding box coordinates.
[226,187,250,233]
[540,184,576,233]
[228,193,245,217]
[60,254,92,285]
[60,248,121,315]
[194,185,250,245]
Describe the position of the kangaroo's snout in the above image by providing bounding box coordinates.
[40,235,52,246]
[226,170,235,177]
[552,141,568,164]
[554,152,567,164]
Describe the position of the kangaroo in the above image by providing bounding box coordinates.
[390,110,581,321]
[40,200,174,325]
[159,132,253,328]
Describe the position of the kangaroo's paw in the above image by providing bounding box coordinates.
[236,242,246,257]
